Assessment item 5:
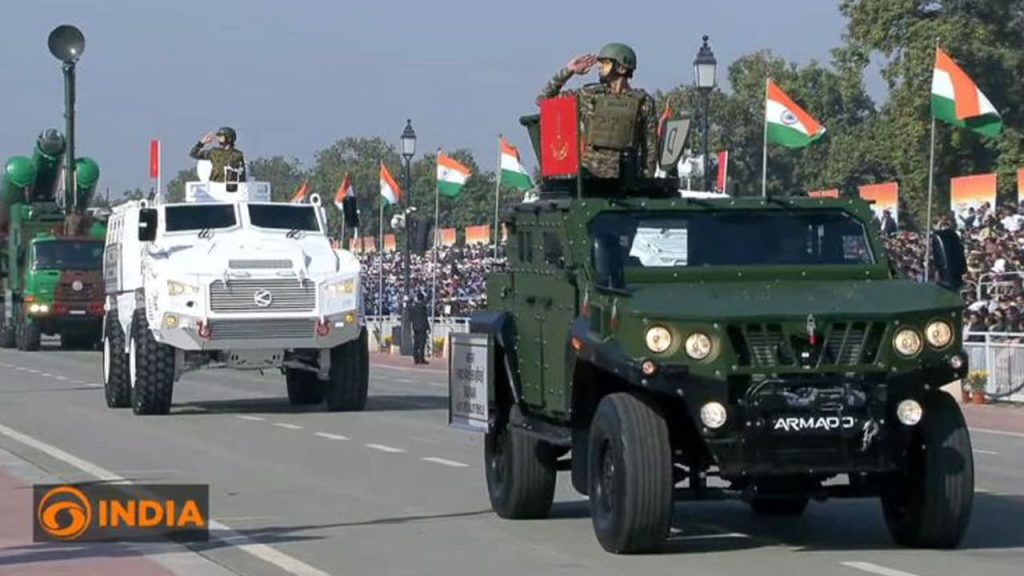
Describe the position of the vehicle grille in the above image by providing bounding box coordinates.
[54,280,100,303]
[731,322,885,368]
[208,318,314,341]
[228,259,292,269]
[209,279,316,313]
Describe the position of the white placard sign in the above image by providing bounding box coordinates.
[448,333,492,433]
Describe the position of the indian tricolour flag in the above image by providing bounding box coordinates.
[334,173,352,210]
[380,163,401,205]
[765,79,825,148]
[500,138,533,191]
[931,47,1002,138]
[437,152,471,198]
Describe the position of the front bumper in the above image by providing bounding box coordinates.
[151,311,362,351]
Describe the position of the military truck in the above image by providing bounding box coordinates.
[449,115,973,554]
[1,129,105,351]
[102,171,368,415]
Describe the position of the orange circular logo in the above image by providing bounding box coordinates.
[37,486,92,540]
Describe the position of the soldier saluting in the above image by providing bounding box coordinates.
[189,126,246,182]
[537,43,658,179]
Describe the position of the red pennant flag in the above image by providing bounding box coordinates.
[334,173,352,209]
[716,151,728,192]
[539,96,579,177]
[149,139,160,179]
[656,100,672,139]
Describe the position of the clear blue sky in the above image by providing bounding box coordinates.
[2,0,865,197]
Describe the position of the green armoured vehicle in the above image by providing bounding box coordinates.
[448,116,973,554]
[1,129,106,351]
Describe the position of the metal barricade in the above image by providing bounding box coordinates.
[963,332,1024,403]
[365,315,471,357]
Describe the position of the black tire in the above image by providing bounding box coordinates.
[324,328,369,412]
[286,369,324,405]
[484,412,557,519]
[102,313,131,409]
[16,313,41,351]
[129,310,175,415]
[0,314,15,348]
[588,393,673,554]
[880,391,974,548]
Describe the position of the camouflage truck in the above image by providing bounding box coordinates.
[448,115,973,554]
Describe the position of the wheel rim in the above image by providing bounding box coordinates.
[128,334,137,388]
[103,335,111,383]
[595,438,616,518]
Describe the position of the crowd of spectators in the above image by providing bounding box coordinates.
[354,200,1024,339]
[358,243,503,318]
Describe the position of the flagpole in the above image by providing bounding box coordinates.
[924,117,936,282]
[431,149,441,332]
[493,135,502,270]
[762,78,769,199]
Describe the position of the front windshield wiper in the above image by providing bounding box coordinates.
[286,228,305,239]
[198,228,214,239]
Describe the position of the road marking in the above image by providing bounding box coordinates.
[55,375,69,381]
[83,382,102,388]
[842,561,920,576]
[180,405,209,412]
[365,443,404,453]
[422,457,468,468]
[974,449,999,455]
[971,428,1024,439]
[40,373,53,378]
[0,421,333,576]
[236,415,265,421]
[273,423,304,430]
[315,432,349,441]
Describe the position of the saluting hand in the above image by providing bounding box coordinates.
[567,54,597,75]
[200,132,215,145]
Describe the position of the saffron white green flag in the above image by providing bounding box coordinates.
[379,163,401,205]
[437,152,472,198]
[931,47,1002,138]
[499,138,533,190]
[765,79,825,148]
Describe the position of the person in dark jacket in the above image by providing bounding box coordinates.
[410,293,430,364]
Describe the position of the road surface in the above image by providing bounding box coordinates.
[0,343,1021,576]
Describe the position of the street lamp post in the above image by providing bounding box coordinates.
[693,35,717,193]
[47,24,85,211]
[399,119,416,356]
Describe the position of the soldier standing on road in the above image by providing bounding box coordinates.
[189,127,246,182]
[411,293,430,365]
[537,43,658,179]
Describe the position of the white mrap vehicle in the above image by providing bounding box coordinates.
[101,179,368,415]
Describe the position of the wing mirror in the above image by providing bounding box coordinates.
[592,233,626,292]
[138,208,158,242]
[930,229,966,292]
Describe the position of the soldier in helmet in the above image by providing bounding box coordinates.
[189,127,246,182]
[538,43,658,179]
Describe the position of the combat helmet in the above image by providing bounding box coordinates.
[216,126,237,145]
[597,43,637,73]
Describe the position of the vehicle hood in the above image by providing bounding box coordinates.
[627,280,964,321]
[148,236,345,277]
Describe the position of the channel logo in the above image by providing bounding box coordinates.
[33,483,209,542]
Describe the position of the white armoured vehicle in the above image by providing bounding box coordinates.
[101,176,368,415]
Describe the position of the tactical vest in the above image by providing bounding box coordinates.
[583,94,640,150]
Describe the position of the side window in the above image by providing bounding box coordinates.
[543,232,563,268]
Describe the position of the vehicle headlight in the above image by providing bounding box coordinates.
[644,326,672,354]
[684,332,713,360]
[925,321,953,349]
[893,328,922,357]
[167,280,199,296]
[326,278,357,295]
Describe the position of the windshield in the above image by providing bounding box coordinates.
[165,204,237,232]
[32,240,104,271]
[247,205,320,232]
[590,209,875,268]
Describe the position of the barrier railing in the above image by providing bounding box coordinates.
[964,332,1024,403]
[365,315,471,357]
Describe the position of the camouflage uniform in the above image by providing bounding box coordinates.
[189,142,246,182]
[537,67,658,178]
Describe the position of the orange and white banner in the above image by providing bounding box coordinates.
[858,182,899,224]
[383,234,397,252]
[950,173,996,215]
[1017,168,1024,205]
[348,238,361,253]
[362,237,377,253]
[808,189,839,198]
[439,228,457,247]
[465,225,490,245]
